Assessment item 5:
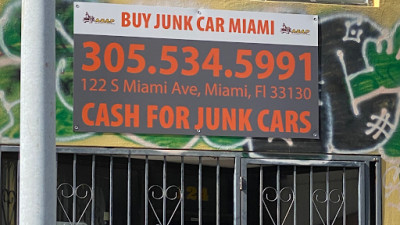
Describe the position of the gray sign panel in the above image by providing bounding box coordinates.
[73,34,319,138]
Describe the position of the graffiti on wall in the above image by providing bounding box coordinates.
[0,0,400,154]
[321,15,400,156]
[0,1,400,153]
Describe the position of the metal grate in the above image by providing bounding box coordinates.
[240,156,381,225]
[244,165,357,224]
[0,146,381,225]
[0,152,18,225]
[55,151,239,225]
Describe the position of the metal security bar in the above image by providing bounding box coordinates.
[0,145,382,225]
[54,148,239,225]
[0,152,18,225]
[240,156,381,225]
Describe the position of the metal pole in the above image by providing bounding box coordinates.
[20,0,56,224]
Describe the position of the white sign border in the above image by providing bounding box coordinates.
[74,2,318,46]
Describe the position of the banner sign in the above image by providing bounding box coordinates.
[73,2,319,139]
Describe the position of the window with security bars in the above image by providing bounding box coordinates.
[245,165,359,224]
[0,152,18,225]
[0,147,381,225]
[263,0,372,6]
[56,153,238,225]
[240,157,381,225]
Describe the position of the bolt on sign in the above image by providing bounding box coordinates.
[73,2,319,139]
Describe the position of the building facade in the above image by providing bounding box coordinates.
[0,0,398,224]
